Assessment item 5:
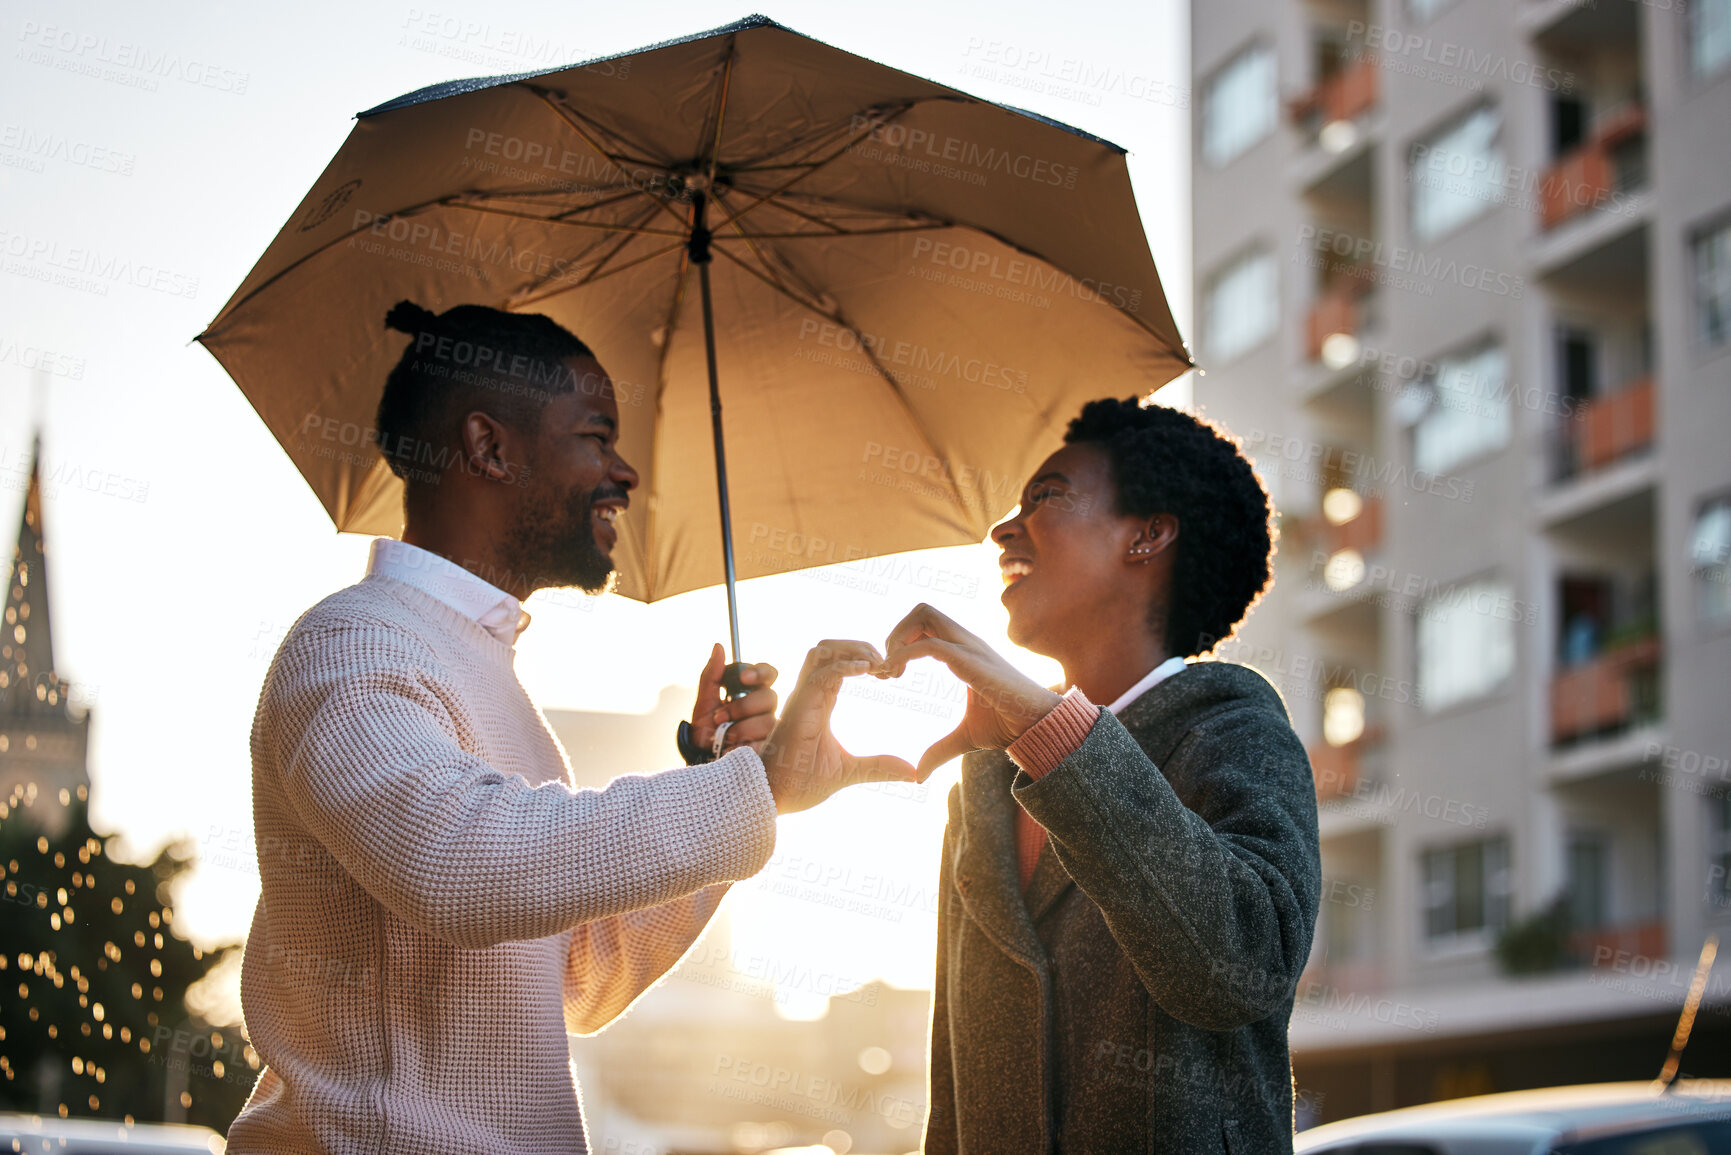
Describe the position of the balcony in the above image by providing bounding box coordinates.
[1554,376,1655,484]
[1320,494,1383,556]
[1551,635,1662,746]
[1290,56,1379,142]
[1306,280,1377,365]
[1540,105,1648,232]
[1298,493,1384,581]
[1575,376,1654,474]
[1311,726,1384,801]
[1573,919,1666,967]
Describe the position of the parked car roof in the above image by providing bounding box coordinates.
[1296,1081,1731,1154]
[0,1113,225,1154]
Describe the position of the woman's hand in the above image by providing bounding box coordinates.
[882,603,1063,778]
[761,641,918,813]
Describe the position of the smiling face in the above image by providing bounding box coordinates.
[503,355,639,594]
[993,442,1167,660]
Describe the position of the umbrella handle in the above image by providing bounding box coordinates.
[674,661,754,764]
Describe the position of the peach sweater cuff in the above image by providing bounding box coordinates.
[1006,688,1100,779]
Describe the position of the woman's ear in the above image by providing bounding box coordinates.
[1128,514,1179,563]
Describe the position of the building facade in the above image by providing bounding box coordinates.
[1189,0,1731,1122]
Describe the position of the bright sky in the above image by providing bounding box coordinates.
[0,0,1190,998]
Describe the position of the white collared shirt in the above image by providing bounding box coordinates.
[1104,655,1188,716]
[367,538,530,647]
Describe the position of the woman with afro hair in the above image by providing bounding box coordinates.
[880,398,1321,1154]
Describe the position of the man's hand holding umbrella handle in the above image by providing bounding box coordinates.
[682,643,779,762]
[759,641,918,814]
[882,603,1063,780]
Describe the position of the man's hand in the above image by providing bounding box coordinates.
[760,641,917,814]
[689,643,778,756]
[882,603,1063,779]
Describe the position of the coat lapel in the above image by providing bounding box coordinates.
[1017,672,1194,926]
[953,751,1047,970]
[1023,843,1074,924]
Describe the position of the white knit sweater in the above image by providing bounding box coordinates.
[228,575,778,1154]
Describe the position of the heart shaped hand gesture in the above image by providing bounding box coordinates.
[759,640,918,814]
[881,603,1063,779]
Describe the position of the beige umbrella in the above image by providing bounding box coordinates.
[196,15,1190,670]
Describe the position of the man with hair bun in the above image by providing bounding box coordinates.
[229,300,914,1154]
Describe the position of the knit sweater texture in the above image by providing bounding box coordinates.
[227,574,778,1154]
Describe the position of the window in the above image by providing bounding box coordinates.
[1203,247,1278,362]
[1551,95,1587,157]
[1417,576,1516,711]
[1566,832,1609,931]
[1408,0,1459,21]
[1402,340,1510,475]
[1202,45,1277,167]
[1695,220,1731,349]
[1693,0,1731,79]
[1424,837,1510,942]
[1711,794,1731,901]
[1555,326,1596,405]
[1693,495,1731,625]
[1410,105,1506,242]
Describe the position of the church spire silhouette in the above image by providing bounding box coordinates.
[1,434,91,833]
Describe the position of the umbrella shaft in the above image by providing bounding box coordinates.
[696,252,743,666]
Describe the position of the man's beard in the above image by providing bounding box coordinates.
[507,478,622,596]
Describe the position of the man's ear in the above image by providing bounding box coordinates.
[1129,514,1179,563]
[460,411,514,482]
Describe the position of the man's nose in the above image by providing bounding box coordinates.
[610,451,640,493]
[990,510,1024,546]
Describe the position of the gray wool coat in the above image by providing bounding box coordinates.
[923,660,1322,1155]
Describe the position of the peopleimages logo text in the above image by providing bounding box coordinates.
[1296,225,1524,300]
[848,114,1079,189]
[1347,21,1573,93]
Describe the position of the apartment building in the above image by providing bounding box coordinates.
[1190,0,1731,1123]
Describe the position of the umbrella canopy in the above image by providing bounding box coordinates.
[197,15,1191,605]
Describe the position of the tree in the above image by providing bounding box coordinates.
[0,784,255,1131]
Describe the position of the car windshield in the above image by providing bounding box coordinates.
[1551,1119,1731,1155]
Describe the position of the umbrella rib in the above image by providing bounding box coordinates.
[517,81,685,185]
[704,240,966,511]
[566,201,677,287]
[511,238,685,308]
[742,190,1193,367]
[741,96,924,171]
[524,87,691,234]
[940,222,1194,366]
[710,184,888,310]
[715,224,949,240]
[468,186,650,220]
[456,202,688,238]
[737,191,847,235]
[467,195,676,282]
[709,193,803,305]
[709,104,920,235]
[701,38,736,187]
[196,196,458,331]
[722,188,953,241]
